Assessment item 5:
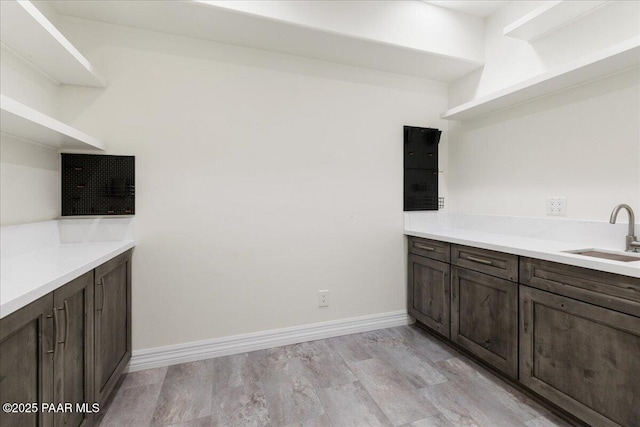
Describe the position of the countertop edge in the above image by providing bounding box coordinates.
[405,229,640,279]
[0,241,135,319]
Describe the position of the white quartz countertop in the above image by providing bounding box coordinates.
[1,219,136,319]
[404,226,640,278]
[1,240,134,319]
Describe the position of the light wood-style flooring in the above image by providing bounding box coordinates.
[96,325,571,426]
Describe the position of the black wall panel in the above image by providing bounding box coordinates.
[61,154,135,216]
[404,126,440,211]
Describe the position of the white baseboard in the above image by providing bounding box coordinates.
[128,310,413,372]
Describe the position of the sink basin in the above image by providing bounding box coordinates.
[563,248,640,262]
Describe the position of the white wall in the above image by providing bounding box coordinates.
[447,0,640,221]
[448,69,640,220]
[0,45,59,115]
[0,45,61,226]
[57,18,447,350]
[0,135,59,225]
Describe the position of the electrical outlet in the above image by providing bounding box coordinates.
[318,290,329,307]
[546,197,567,216]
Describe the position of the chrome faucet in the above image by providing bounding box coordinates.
[609,204,640,252]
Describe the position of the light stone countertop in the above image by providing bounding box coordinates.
[1,240,135,319]
[1,219,135,319]
[404,213,640,279]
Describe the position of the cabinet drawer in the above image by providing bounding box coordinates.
[520,258,640,317]
[407,237,450,263]
[452,245,518,282]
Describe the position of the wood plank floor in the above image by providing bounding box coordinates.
[96,325,571,427]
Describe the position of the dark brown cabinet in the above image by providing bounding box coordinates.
[407,237,450,263]
[0,272,94,427]
[520,257,640,427]
[408,253,450,338]
[451,244,518,282]
[53,272,94,427]
[408,237,640,426]
[520,257,640,318]
[451,266,518,378]
[0,249,132,427]
[94,250,132,407]
[0,294,54,427]
[520,285,640,427]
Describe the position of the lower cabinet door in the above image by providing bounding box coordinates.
[53,271,94,427]
[408,254,450,337]
[520,285,640,427]
[94,250,132,407]
[0,294,54,427]
[451,267,518,378]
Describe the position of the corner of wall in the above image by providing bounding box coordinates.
[0,135,60,226]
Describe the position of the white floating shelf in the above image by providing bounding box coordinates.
[504,0,609,42]
[0,95,106,151]
[0,0,106,87]
[441,37,640,122]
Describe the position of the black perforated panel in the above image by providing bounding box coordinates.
[61,154,135,216]
[404,125,440,211]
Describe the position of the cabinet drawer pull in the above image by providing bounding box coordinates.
[96,278,105,311]
[415,243,435,251]
[62,300,69,345]
[467,255,493,265]
[522,299,529,333]
[47,308,59,358]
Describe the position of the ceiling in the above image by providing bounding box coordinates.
[424,1,507,18]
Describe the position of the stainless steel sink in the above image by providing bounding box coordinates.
[563,248,640,262]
